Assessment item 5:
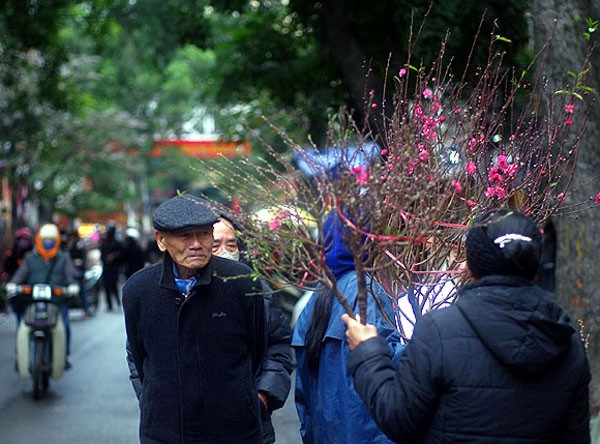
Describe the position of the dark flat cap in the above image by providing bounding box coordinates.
[152,193,219,232]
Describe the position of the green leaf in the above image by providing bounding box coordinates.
[495,35,512,43]
[578,86,595,93]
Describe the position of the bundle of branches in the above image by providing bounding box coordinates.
[198,25,595,340]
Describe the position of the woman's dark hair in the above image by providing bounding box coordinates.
[304,287,335,376]
[466,208,542,280]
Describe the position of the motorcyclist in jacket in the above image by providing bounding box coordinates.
[9,223,78,368]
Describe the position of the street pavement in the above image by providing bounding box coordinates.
[0,303,301,443]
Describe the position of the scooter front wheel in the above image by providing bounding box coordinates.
[31,340,48,400]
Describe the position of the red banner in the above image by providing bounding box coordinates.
[152,139,251,159]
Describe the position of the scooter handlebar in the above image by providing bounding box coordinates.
[67,284,80,297]
[5,283,77,300]
[5,282,17,296]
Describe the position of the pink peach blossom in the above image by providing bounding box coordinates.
[268,219,280,231]
[497,154,509,172]
[488,167,503,184]
[351,166,369,185]
[506,164,518,179]
[485,185,507,199]
[451,180,462,194]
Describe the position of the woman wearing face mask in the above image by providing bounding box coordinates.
[1,227,34,284]
[212,215,296,444]
[9,223,78,368]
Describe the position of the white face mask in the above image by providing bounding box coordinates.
[216,250,240,262]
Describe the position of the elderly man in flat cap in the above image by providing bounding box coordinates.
[122,193,268,444]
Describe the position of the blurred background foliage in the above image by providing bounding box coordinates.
[1,0,533,220]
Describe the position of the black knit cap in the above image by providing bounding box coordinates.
[152,193,219,232]
[466,208,542,280]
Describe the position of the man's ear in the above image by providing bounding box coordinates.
[154,231,168,253]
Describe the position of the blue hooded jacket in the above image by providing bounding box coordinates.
[292,212,404,443]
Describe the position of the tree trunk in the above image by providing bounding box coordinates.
[530,0,600,415]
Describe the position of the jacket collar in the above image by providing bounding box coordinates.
[159,254,214,291]
[459,274,533,294]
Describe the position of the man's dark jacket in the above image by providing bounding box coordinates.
[348,275,591,443]
[123,254,267,444]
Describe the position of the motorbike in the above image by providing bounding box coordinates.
[68,247,102,316]
[6,282,78,400]
[82,263,102,313]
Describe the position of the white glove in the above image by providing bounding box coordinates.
[67,284,80,297]
[5,282,17,295]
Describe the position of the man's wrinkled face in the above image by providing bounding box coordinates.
[155,226,213,278]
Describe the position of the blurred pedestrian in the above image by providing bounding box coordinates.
[122,227,145,279]
[66,229,91,316]
[213,215,295,444]
[123,193,268,443]
[343,208,591,443]
[144,238,162,265]
[1,227,34,283]
[100,221,123,311]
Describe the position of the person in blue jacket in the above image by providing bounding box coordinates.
[343,208,591,443]
[292,211,405,443]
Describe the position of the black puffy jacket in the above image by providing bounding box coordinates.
[348,275,591,443]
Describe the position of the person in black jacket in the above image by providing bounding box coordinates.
[1,227,34,313]
[1,227,34,283]
[213,215,295,444]
[99,221,123,311]
[123,193,268,444]
[121,227,146,279]
[342,208,591,443]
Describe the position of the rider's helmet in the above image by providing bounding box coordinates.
[15,227,34,240]
[125,227,140,240]
[14,227,34,252]
[36,223,61,261]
